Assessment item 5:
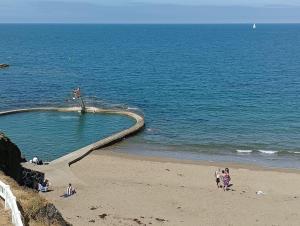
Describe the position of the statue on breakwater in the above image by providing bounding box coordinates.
[72,87,86,113]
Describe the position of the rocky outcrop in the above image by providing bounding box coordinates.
[22,168,44,189]
[0,64,9,68]
[30,203,72,226]
[0,132,25,183]
[0,132,71,225]
[0,132,44,188]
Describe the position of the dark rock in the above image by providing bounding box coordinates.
[0,132,24,183]
[0,133,71,226]
[32,203,72,226]
[88,219,95,223]
[22,167,44,189]
[0,132,44,188]
[0,64,9,68]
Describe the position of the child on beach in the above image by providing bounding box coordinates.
[214,168,221,188]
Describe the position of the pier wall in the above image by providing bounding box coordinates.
[0,107,145,182]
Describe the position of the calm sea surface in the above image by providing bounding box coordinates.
[0,24,300,168]
[0,111,134,161]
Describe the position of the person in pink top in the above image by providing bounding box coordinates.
[223,168,231,191]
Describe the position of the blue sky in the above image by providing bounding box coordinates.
[0,0,300,23]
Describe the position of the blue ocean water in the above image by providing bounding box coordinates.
[1,24,300,168]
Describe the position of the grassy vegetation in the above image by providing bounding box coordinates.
[0,171,63,226]
[0,198,12,226]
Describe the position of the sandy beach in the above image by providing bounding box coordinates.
[39,148,300,226]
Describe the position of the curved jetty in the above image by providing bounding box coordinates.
[0,106,144,165]
[0,106,145,185]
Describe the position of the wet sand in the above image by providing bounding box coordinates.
[42,149,300,226]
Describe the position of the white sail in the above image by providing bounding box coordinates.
[253,23,256,29]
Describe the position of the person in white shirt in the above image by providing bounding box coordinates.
[32,156,39,164]
[214,168,221,188]
[66,183,76,197]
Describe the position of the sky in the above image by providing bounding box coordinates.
[0,0,300,23]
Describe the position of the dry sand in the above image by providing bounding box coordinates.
[42,149,300,226]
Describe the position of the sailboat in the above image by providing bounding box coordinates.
[253,23,256,29]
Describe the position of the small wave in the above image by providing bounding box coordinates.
[236,149,253,153]
[288,151,300,154]
[258,150,278,154]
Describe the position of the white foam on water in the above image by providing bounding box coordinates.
[258,150,278,154]
[236,149,253,153]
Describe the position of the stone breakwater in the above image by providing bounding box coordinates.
[52,106,145,166]
[0,106,145,186]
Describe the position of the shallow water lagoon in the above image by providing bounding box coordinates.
[0,111,135,161]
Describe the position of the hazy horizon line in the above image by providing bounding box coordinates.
[1,22,300,25]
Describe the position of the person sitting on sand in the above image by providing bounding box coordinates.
[30,156,43,165]
[32,156,39,164]
[38,179,49,192]
[214,168,221,188]
[223,168,231,191]
[65,183,76,197]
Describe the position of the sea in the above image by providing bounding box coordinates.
[0,24,300,168]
